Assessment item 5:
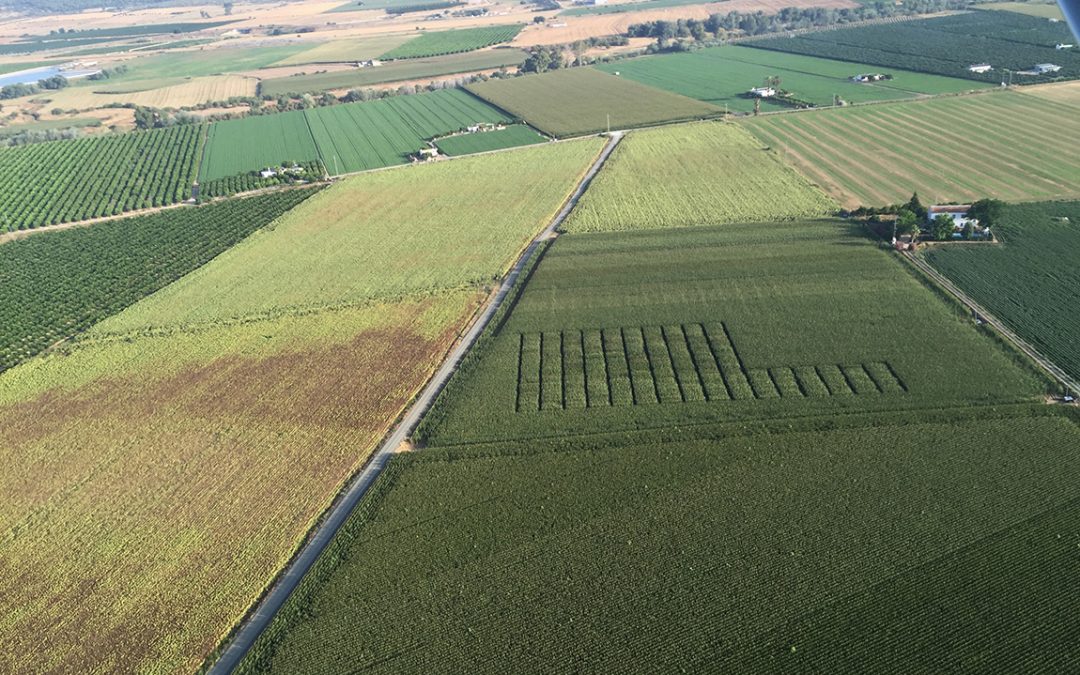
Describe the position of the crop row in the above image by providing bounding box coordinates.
[0,124,203,231]
[199,161,325,199]
[379,25,524,60]
[0,188,318,372]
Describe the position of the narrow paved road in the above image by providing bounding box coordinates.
[207,131,624,674]
[904,250,1080,397]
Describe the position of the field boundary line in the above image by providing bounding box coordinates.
[902,250,1080,397]
[204,131,624,675]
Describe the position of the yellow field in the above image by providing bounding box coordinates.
[0,291,483,674]
[973,1,1065,19]
[34,76,258,110]
[1021,80,1080,109]
[274,34,417,66]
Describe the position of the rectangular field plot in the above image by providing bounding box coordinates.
[564,123,835,231]
[513,323,905,411]
[466,67,722,137]
[742,92,1080,207]
[379,25,524,60]
[239,411,1080,674]
[418,220,1044,446]
[594,45,987,113]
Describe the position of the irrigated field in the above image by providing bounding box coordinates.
[379,26,524,60]
[434,124,546,155]
[565,123,835,231]
[467,68,722,137]
[260,49,527,95]
[199,89,514,181]
[0,289,483,674]
[274,34,416,66]
[742,92,1080,207]
[748,10,1080,82]
[595,45,991,112]
[418,220,1044,446]
[99,138,604,333]
[922,200,1080,384]
[239,408,1080,673]
[0,124,202,231]
[0,189,318,373]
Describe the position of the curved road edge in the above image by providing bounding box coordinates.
[206,131,624,674]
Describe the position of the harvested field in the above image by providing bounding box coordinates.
[467,68,721,137]
[0,290,483,674]
[742,92,1080,207]
[565,123,835,231]
[273,34,416,66]
[1021,80,1080,109]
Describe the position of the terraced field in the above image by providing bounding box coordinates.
[239,408,1080,673]
[418,220,1045,446]
[922,200,1080,384]
[595,45,989,113]
[467,68,722,137]
[565,123,835,231]
[742,92,1080,207]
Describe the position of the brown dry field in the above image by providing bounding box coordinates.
[1020,81,1080,109]
[0,291,482,673]
[513,0,858,45]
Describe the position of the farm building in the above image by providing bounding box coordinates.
[928,205,991,238]
[749,86,776,98]
[1034,63,1063,74]
[968,63,993,74]
[852,73,890,82]
[1057,43,1075,50]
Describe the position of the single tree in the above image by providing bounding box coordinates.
[931,214,955,241]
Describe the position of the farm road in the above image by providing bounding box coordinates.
[207,131,624,674]
[904,250,1080,397]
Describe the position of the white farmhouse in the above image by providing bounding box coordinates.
[749,86,776,98]
[968,63,993,74]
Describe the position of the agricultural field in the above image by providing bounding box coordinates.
[748,11,1080,82]
[0,189,318,372]
[562,0,722,16]
[97,138,604,333]
[198,161,325,199]
[434,124,546,155]
[566,123,834,231]
[260,49,527,96]
[0,123,202,231]
[379,26,525,60]
[0,288,485,674]
[418,220,1045,446]
[239,408,1080,673]
[45,75,258,110]
[975,1,1066,19]
[595,45,991,113]
[1022,79,1080,108]
[466,68,722,137]
[199,89,514,181]
[274,34,416,66]
[742,92,1080,207]
[922,200,1080,384]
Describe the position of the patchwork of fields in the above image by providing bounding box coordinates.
[922,200,1080,384]
[260,49,527,96]
[0,124,202,231]
[565,123,835,231]
[748,11,1080,82]
[418,221,1044,445]
[434,124,546,155]
[742,92,1080,207]
[199,88,513,181]
[379,26,524,60]
[467,67,722,137]
[595,45,989,113]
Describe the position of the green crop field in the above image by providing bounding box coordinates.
[199,89,513,181]
[595,45,991,113]
[260,49,527,96]
[562,0,717,16]
[0,189,317,372]
[417,220,1045,446]
[565,123,835,231]
[467,68,721,137]
[922,200,1080,384]
[274,34,416,66]
[239,407,1080,673]
[96,138,604,333]
[0,124,202,231]
[379,26,524,60]
[747,11,1080,82]
[434,124,546,155]
[742,92,1080,208]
